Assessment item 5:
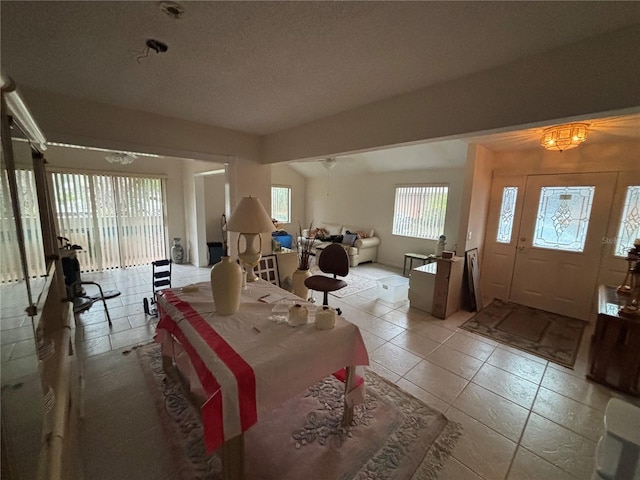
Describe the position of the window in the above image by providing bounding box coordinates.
[531,185,595,252]
[271,186,291,223]
[614,185,640,257]
[51,172,166,270]
[392,185,448,239]
[496,186,518,244]
[0,168,46,282]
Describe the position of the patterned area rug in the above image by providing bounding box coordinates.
[460,299,587,367]
[331,273,378,298]
[138,343,461,480]
[308,266,378,298]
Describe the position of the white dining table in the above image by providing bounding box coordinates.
[154,279,370,480]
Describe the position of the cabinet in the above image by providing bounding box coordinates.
[408,263,437,313]
[587,285,640,396]
[409,257,464,319]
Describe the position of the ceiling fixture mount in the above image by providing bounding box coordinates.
[160,1,185,19]
[105,152,137,165]
[322,157,338,170]
[541,123,588,152]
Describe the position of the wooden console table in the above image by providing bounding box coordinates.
[587,285,640,397]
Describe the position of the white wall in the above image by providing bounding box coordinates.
[270,163,306,235]
[304,167,465,268]
[204,173,226,243]
[182,160,227,265]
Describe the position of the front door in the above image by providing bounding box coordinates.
[509,172,617,320]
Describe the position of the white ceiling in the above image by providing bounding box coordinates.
[2,1,640,176]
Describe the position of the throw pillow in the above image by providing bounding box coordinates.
[356,230,369,239]
[342,233,358,246]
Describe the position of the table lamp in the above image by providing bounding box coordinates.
[227,196,276,282]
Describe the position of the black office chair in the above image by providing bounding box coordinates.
[304,243,349,306]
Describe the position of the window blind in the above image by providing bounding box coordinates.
[392,185,448,240]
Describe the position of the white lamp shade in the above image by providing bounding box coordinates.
[227,196,276,233]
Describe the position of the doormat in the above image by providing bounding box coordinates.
[459,299,586,368]
[138,343,462,480]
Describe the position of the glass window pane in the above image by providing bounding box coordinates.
[532,186,595,252]
[614,185,640,257]
[496,186,518,244]
[392,185,448,240]
[271,186,290,223]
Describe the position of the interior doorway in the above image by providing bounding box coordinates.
[483,172,618,321]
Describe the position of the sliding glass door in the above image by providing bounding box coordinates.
[51,171,166,271]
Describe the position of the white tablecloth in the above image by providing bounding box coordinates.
[155,280,369,452]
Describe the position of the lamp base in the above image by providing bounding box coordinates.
[245,262,260,282]
[237,233,263,283]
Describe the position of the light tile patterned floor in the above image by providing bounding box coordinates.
[2,262,639,479]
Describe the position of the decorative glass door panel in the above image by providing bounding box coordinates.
[531,186,595,252]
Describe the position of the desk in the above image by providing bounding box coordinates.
[155,280,369,479]
[403,253,436,276]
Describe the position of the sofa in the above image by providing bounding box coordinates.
[297,222,380,267]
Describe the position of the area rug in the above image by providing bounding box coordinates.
[308,267,378,298]
[137,343,461,480]
[460,299,586,368]
[331,272,378,298]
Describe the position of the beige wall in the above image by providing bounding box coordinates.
[457,144,495,260]
[262,26,640,164]
[20,88,260,162]
[304,167,466,268]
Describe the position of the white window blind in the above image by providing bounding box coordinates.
[392,185,448,240]
[271,186,291,223]
[0,168,47,282]
[52,172,166,271]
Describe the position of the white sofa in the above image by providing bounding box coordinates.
[298,222,380,267]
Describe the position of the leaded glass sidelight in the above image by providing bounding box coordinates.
[496,187,518,243]
[614,185,640,257]
[532,186,595,252]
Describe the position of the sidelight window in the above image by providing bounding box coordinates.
[614,185,640,257]
[496,186,518,244]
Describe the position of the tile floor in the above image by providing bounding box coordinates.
[1,262,639,479]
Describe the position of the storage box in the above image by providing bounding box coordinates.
[377,276,409,303]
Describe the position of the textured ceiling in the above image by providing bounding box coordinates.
[3,1,640,136]
[2,1,639,177]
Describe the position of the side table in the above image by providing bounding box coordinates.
[587,285,640,397]
[403,253,436,276]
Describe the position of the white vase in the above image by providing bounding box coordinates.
[210,256,243,315]
[292,268,312,300]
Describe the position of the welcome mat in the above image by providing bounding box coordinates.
[460,299,586,368]
[138,343,461,480]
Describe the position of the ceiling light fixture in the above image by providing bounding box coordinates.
[540,123,588,152]
[105,152,137,165]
